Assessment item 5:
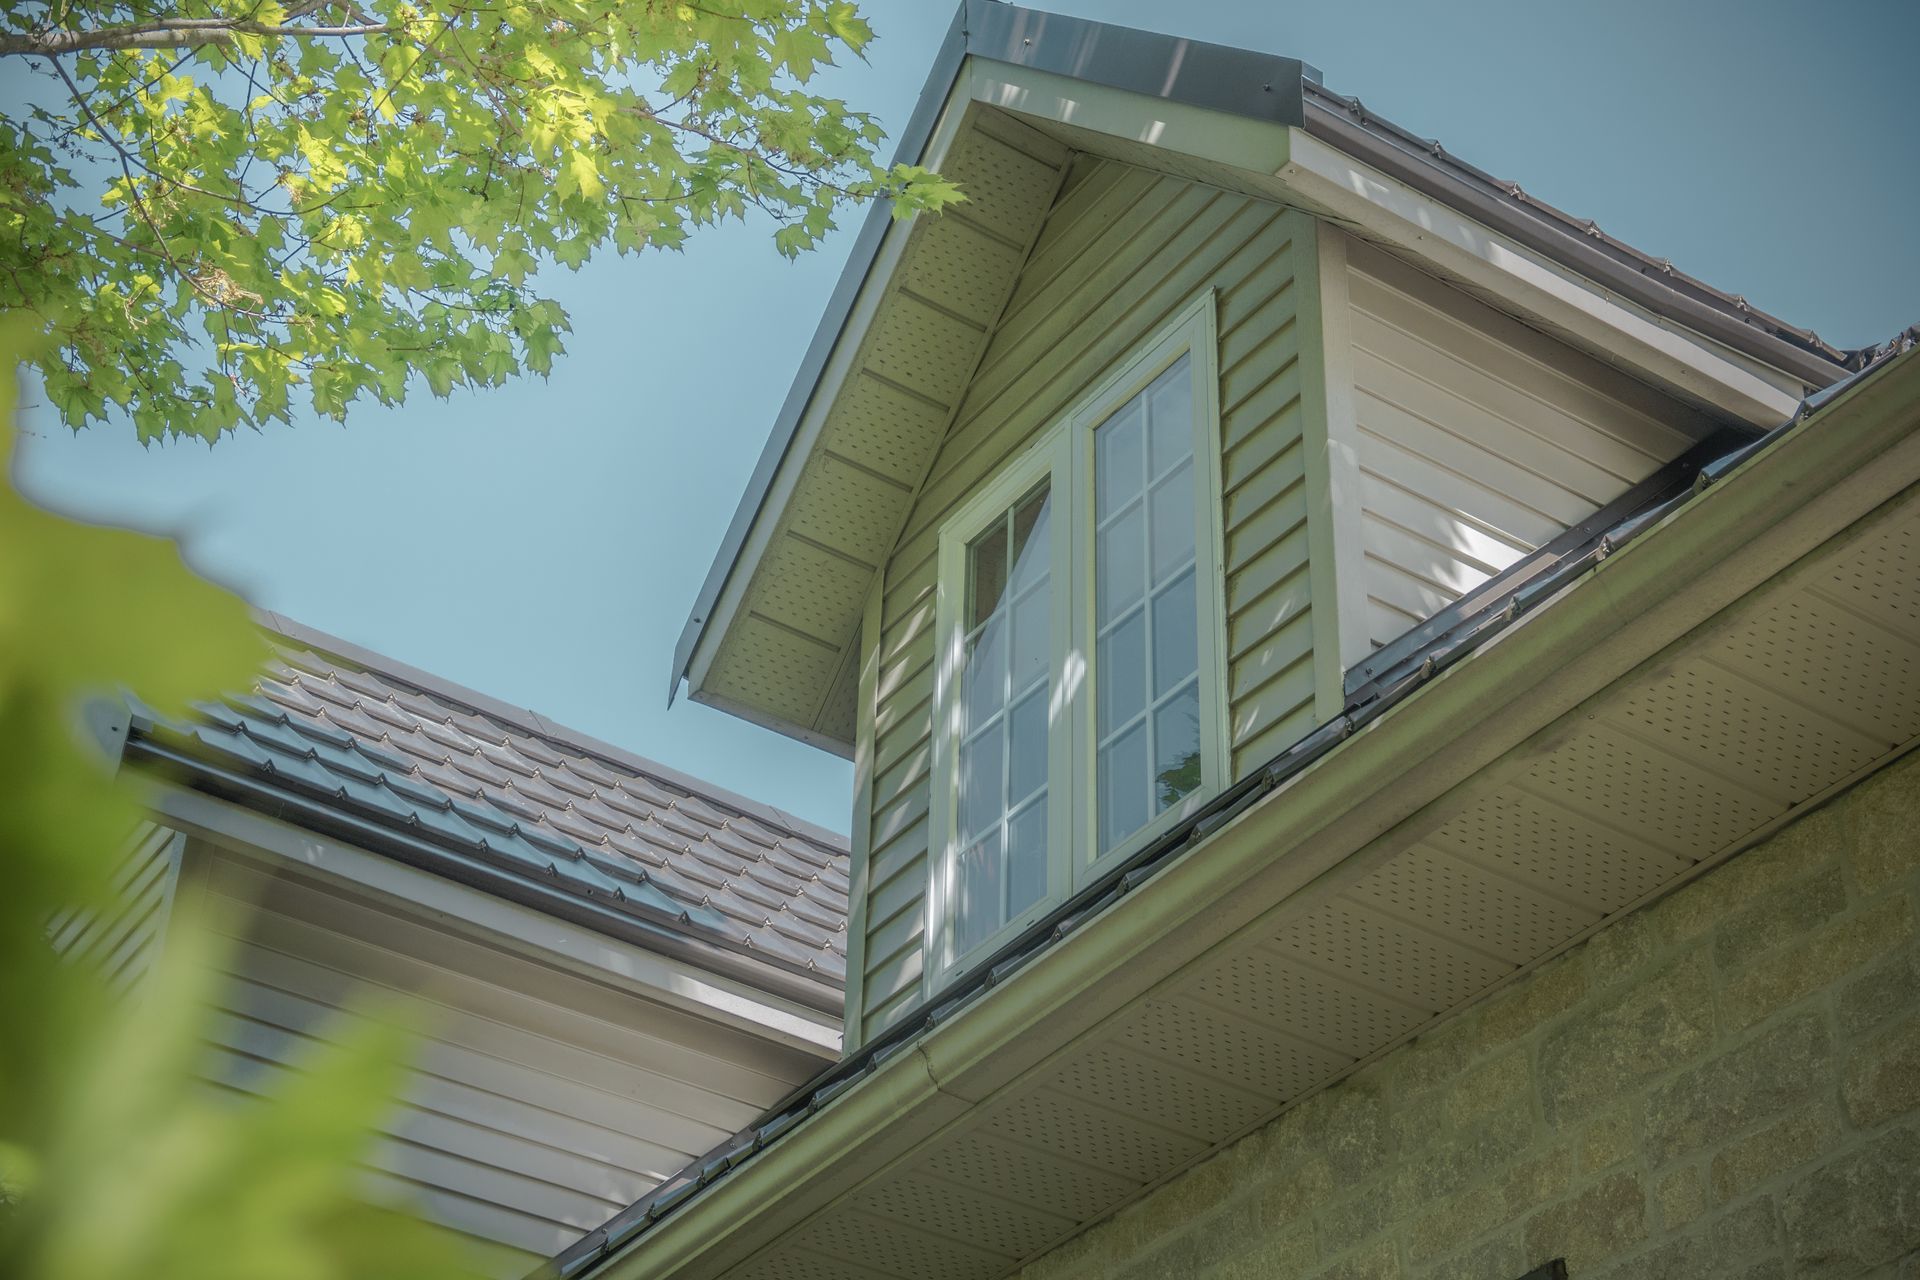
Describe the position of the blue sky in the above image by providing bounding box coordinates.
[15,0,1917,834]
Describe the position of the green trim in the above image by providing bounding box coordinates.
[840,574,885,1052]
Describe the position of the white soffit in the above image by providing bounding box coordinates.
[687,102,1070,752]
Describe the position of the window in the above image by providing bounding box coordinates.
[929,294,1226,985]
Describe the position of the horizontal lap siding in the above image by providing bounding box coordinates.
[860,160,1316,1042]
[196,851,807,1276]
[1344,240,1703,653]
[50,822,183,994]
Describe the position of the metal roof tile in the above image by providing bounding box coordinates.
[518,821,584,859]
[600,789,663,824]
[782,894,843,930]
[448,712,511,746]
[725,816,781,849]
[296,676,358,709]
[383,770,455,812]
[730,877,790,912]
[483,788,545,823]
[512,735,565,767]
[603,830,669,868]
[306,740,383,785]
[565,756,625,790]
[703,886,772,929]
[452,798,514,835]
[329,666,393,700]
[618,774,681,810]
[314,702,388,740]
[416,717,481,753]
[386,729,452,765]
[671,795,727,827]
[448,751,515,789]
[478,740,539,778]
[565,794,629,830]
[548,808,609,845]
[414,759,484,798]
[655,808,711,843]
[543,767,598,800]
[255,677,329,717]
[358,697,420,733]
[511,773,573,809]
[350,736,413,773]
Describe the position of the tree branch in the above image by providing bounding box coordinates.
[1,18,395,57]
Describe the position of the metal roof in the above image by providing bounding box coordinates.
[552,331,1919,1280]
[669,0,1873,710]
[125,614,851,1008]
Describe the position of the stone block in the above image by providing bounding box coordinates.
[1417,1232,1525,1280]
[1836,945,1920,1039]
[1589,1231,1716,1280]
[1392,1108,1534,1206]
[1709,1101,1842,1204]
[1642,1011,1832,1166]
[1522,1169,1647,1269]
[1311,1237,1400,1280]
[1481,955,1588,1048]
[1720,898,1916,1031]
[1301,1077,1390,1185]
[1582,906,1668,990]
[1780,1122,1920,1278]
[1712,867,1847,970]
[1503,1148,1574,1217]
[1216,1219,1316,1280]
[1318,1182,1393,1256]
[1710,1194,1781,1260]
[1444,1050,1530,1131]
[1406,1184,1507,1264]
[1539,949,1716,1125]
[1842,1012,1920,1129]
[1848,752,1920,895]
[1396,1015,1482,1101]
[1580,1104,1638,1173]
[1655,1165,1706,1231]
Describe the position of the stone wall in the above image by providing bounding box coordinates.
[1018,748,1920,1280]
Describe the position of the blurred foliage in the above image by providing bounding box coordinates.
[1,0,963,440]
[0,323,488,1278]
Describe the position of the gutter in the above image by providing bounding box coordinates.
[560,340,1920,1280]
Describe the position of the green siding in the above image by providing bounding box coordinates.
[858,160,1322,1043]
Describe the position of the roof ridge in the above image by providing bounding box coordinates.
[252,611,849,853]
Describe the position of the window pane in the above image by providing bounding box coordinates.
[1007,687,1048,806]
[1096,500,1145,628]
[1097,606,1147,736]
[1010,582,1049,694]
[1096,400,1144,520]
[1098,721,1149,849]
[955,829,1003,956]
[1007,798,1048,917]
[968,520,1009,631]
[958,729,1003,843]
[1151,569,1199,699]
[1153,680,1202,812]
[964,616,1006,732]
[1010,488,1051,591]
[1146,355,1193,479]
[1149,460,1196,585]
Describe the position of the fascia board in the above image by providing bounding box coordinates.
[671,6,973,709]
[1277,130,1806,427]
[598,347,1920,1278]
[151,783,844,1057]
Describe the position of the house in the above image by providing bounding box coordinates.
[552,3,1920,1278]
[79,614,852,1277]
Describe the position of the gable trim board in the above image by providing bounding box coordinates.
[668,1,1862,758]
[553,342,1920,1277]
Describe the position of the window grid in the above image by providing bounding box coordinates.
[1094,355,1202,851]
[955,485,1052,955]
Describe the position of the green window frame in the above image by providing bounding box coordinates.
[927,292,1229,990]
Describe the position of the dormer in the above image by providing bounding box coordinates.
[665,1,1857,1050]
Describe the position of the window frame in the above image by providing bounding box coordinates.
[926,291,1228,992]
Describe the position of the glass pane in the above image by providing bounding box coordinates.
[1147,355,1194,480]
[1010,489,1051,591]
[968,520,1009,631]
[1096,500,1145,627]
[1007,687,1048,806]
[1010,582,1049,694]
[1153,681,1202,813]
[1151,569,1199,699]
[1096,400,1144,521]
[1149,460,1196,585]
[1098,721,1149,849]
[1007,798,1048,917]
[958,730,1004,843]
[1097,606,1147,737]
[963,616,1006,732]
[955,829,1003,956]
